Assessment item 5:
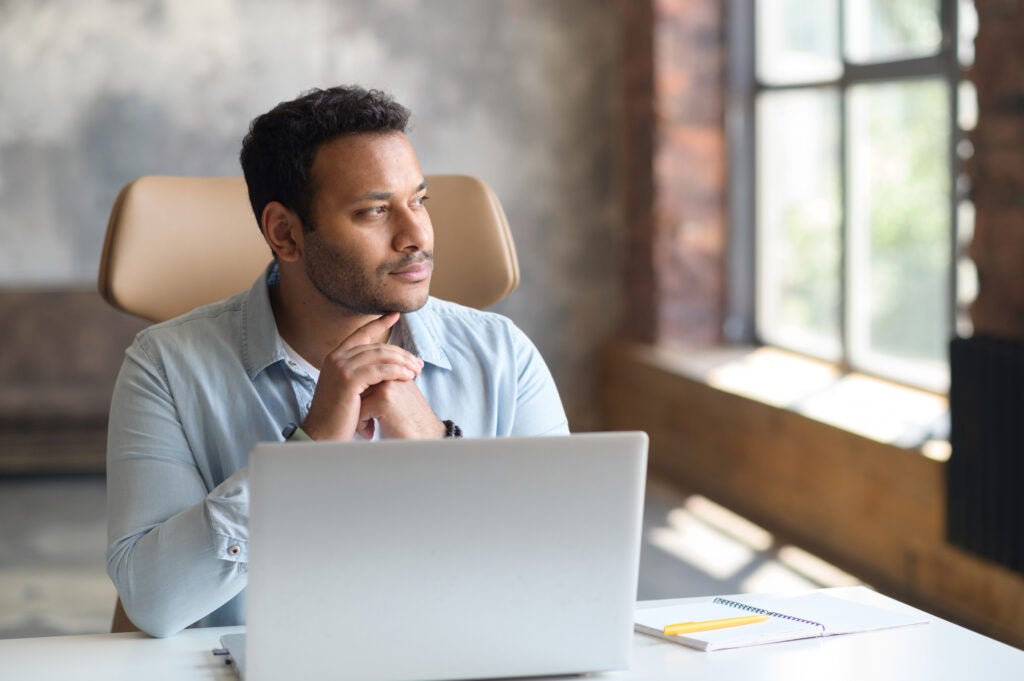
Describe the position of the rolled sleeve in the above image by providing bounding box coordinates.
[106,341,248,637]
[206,467,250,564]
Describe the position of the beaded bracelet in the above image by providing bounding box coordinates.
[443,419,463,438]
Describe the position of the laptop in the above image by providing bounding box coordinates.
[221,431,648,681]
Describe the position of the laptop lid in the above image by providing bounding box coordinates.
[243,431,648,681]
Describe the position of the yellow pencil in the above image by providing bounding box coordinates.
[663,614,770,636]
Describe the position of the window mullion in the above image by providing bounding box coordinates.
[726,0,758,344]
[838,0,851,373]
[943,0,961,341]
[845,56,949,83]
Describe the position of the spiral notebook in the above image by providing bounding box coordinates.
[635,591,929,651]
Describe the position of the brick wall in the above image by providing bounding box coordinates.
[618,0,728,344]
[968,1,1024,339]
[950,0,1024,578]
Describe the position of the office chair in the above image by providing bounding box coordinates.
[100,174,519,633]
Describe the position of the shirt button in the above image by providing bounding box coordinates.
[227,545,241,556]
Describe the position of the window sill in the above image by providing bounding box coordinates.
[630,343,950,460]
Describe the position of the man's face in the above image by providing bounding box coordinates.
[301,132,433,315]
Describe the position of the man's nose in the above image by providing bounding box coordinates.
[393,206,433,252]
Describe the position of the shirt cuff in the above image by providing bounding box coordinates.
[205,467,250,564]
[283,423,313,441]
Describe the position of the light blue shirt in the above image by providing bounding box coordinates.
[106,266,569,637]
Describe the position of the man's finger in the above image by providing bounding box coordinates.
[326,344,423,376]
[339,312,401,350]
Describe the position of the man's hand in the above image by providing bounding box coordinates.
[300,313,427,441]
[356,379,446,440]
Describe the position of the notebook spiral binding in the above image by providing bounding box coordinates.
[713,597,826,632]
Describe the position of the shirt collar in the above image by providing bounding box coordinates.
[242,263,289,380]
[396,299,453,371]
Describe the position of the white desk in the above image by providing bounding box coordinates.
[2,588,1021,681]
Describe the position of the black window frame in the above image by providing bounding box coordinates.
[726,0,972,393]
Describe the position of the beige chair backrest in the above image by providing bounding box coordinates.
[98,174,519,322]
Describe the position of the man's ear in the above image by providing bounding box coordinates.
[261,201,304,261]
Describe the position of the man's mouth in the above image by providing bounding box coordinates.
[389,256,433,281]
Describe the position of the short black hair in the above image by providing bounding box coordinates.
[239,85,411,231]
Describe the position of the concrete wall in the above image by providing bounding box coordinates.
[0,0,623,467]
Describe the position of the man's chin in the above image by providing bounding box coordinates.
[317,278,431,315]
[391,292,431,314]
[394,279,432,311]
[375,288,431,315]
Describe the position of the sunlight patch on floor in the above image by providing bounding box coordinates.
[647,492,862,594]
[775,545,860,588]
[683,495,774,551]
[647,513,756,580]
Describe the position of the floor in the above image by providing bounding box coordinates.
[0,474,860,639]
[0,475,115,638]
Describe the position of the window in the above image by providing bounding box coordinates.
[729,0,977,392]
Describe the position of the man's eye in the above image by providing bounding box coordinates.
[413,194,430,207]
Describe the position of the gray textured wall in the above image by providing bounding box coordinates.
[0,0,622,431]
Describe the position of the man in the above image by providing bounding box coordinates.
[106,86,568,637]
